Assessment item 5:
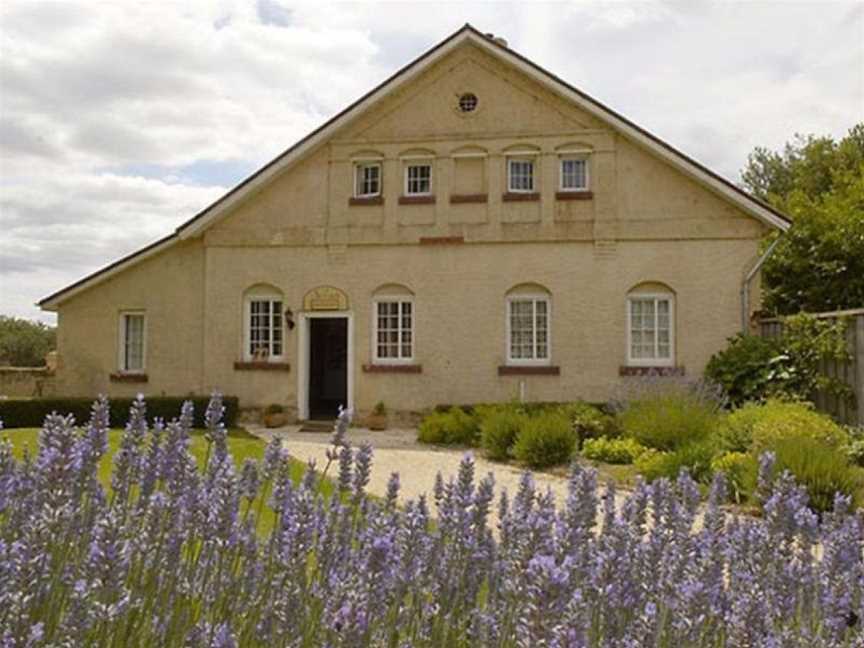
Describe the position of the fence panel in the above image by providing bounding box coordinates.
[758,309,864,426]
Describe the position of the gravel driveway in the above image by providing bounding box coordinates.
[246,424,628,520]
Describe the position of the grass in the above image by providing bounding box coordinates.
[4,426,333,535]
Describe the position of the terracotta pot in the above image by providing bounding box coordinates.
[366,413,387,431]
[263,412,288,428]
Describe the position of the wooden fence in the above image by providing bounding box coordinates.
[759,308,864,426]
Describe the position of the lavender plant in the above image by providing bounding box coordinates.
[1,395,862,646]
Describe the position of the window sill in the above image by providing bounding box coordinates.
[619,365,684,377]
[498,365,560,376]
[556,191,593,201]
[398,195,436,205]
[502,192,540,202]
[419,235,464,245]
[234,361,291,372]
[110,372,148,383]
[450,193,488,204]
[349,196,384,206]
[363,363,422,374]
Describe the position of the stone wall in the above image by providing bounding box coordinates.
[0,367,56,398]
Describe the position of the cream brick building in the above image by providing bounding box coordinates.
[39,25,790,421]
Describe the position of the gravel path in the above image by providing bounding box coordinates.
[246,424,629,520]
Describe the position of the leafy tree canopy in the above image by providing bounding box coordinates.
[0,315,56,367]
[741,124,864,315]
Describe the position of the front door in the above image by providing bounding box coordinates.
[308,317,348,420]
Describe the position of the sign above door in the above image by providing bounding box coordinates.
[303,286,349,311]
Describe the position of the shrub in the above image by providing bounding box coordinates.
[1,395,861,645]
[582,437,647,464]
[479,407,527,461]
[561,401,619,448]
[710,452,758,503]
[0,395,239,428]
[706,315,851,406]
[417,407,479,446]
[512,411,575,468]
[723,399,849,454]
[772,435,863,512]
[617,385,722,451]
[844,427,864,467]
[634,440,716,484]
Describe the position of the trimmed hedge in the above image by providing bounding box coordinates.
[0,396,239,429]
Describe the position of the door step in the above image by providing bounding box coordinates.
[298,420,333,433]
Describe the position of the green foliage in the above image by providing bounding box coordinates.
[372,401,387,416]
[742,124,864,314]
[634,441,716,484]
[772,435,862,512]
[479,406,527,461]
[0,396,239,429]
[264,403,284,415]
[617,386,722,452]
[581,437,647,465]
[710,452,758,503]
[417,407,479,446]
[512,411,575,468]
[706,314,851,406]
[560,401,619,448]
[0,316,56,367]
[844,427,864,467]
[723,399,849,454]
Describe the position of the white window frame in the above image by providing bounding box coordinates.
[404,162,432,196]
[626,293,675,367]
[372,297,415,364]
[118,310,146,373]
[354,162,382,198]
[507,157,536,193]
[244,295,285,362]
[559,156,590,192]
[505,294,551,365]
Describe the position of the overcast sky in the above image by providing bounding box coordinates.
[1,1,862,324]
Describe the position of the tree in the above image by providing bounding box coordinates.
[741,124,864,315]
[0,316,56,367]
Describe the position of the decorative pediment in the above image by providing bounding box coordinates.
[303,286,349,311]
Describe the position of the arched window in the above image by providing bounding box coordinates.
[506,283,551,365]
[371,284,414,363]
[626,282,675,366]
[243,284,284,361]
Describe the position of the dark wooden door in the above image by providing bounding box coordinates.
[308,317,348,420]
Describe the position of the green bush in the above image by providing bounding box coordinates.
[582,437,647,464]
[417,408,479,446]
[634,441,716,483]
[844,428,864,467]
[618,388,722,452]
[706,315,851,406]
[561,401,619,448]
[479,407,527,460]
[723,399,849,454]
[772,435,863,512]
[512,411,575,468]
[710,452,758,503]
[0,396,239,429]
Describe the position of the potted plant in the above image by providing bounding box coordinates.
[263,403,287,428]
[366,401,388,431]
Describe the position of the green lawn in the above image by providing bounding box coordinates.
[4,426,333,535]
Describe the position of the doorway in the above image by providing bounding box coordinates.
[307,317,348,420]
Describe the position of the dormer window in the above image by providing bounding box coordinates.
[354,162,382,198]
[560,157,589,191]
[405,163,432,196]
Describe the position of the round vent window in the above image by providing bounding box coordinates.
[458,93,478,113]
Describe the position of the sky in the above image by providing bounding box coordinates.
[1,1,862,324]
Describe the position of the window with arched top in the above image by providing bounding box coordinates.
[371,284,415,363]
[626,283,675,366]
[243,284,284,361]
[506,284,551,365]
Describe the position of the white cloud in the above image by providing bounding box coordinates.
[0,0,861,323]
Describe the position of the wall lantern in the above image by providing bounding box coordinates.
[284,307,295,331]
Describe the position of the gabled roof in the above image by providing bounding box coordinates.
[39,24,790,310]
